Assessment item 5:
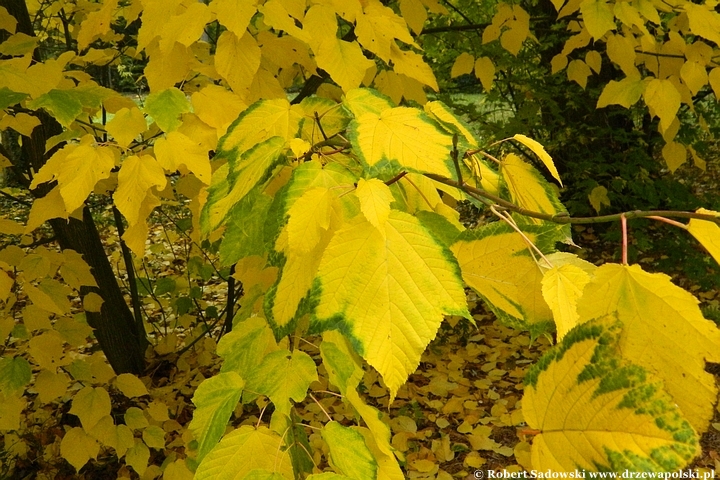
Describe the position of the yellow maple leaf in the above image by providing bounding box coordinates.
[215,31,261,99]
[577,263,720,431]
[61,427,100,471]
[304,5,374,92]
[30,135,115,214]
[512,134,562,186]
[351,106,453,177]
[210,0,257,37]
[541,263,591,340]
[154,131,211,184]
[114,155,167,225]
[76,0,119,50]
[524,317,699,472]
[106,107,147,148]
[355,178,393,231]
[313,211,469,398]
[687,208,720,267]
[451,223,553,331]
[121,192,161,256]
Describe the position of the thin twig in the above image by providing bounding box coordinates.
[425,173,720,226]
[308,393,333,422]
[621,214,628,265]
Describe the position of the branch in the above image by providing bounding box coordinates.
[421,23,488,35]
[424,173,720,226]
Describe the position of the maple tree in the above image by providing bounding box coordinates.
[1,0,720,478]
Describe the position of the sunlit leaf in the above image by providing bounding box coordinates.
[349,103,454,178]
[322,422,377,480]
[524,316,699,472]
[451,222,554,334]
[144,87,191,132]
[577,263,720,431]
[246,349,317,414]
[190,372,245,462]
[194,426,293,480]
[312,211,470,398]
[687,208,720,267]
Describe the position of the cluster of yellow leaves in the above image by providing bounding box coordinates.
[545,0,720,172]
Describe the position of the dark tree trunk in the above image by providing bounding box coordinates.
[1,0,147,374]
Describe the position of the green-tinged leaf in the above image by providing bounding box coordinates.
[0,32,37,55]
[687,209,720,267]
[298,96,351,144]
[201,137,286,234]
[355,178,393,231]
[69,386,112,431]
[115,373,149,398]
[25,279,72,315]
[124,407,149,430]
[451,222,554,334]
[0,356,31,395]
[61,427,100,471]
[53,316,93,347]
[321,331,394,458]
[264,166,358,333]
[579,0,616,39]
[349,105,454,178]
[577,263,720,431]
[27,89,83,127]
[194,426,293,480]
[190,372,245,462]
[512,134,562,186]
[356,427,404,480]
[415,210,462,248]
[270,411,314,477]
[343,88,394,118]
[142,425,166,449]
[219,188,274,265]
[311,210,470,398]
[143,87,191,132]
[218,98,303,156]
[246,349,317,414]
[0,87,27,110]
[589,185,611,213]
[523,316,699,472]
[218,316,279,374]
[322,422,377,480]
[0,268,13,303]
[243,470,289,480]
[126,440,150,476]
